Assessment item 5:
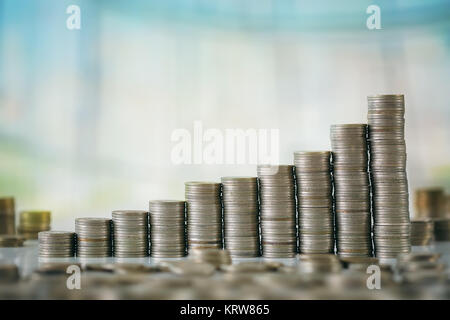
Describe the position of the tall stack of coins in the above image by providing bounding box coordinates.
[112,210,149,257]
[75,218,113,257]
[368,94,411,259]
[414,188,445,219]
[410,219,434,246]
[38,231,76,257]
[221,177,260,257]
[0,197,15,235]
[330,124,372,257]
[149,200,186,258]
[294,152,334,254]
[257,165,297,258]
[185,182,223,250]
[18,211,51,240]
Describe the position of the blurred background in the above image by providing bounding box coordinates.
[0,0,449,230]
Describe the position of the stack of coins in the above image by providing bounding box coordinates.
[185,182,222,250]
[434,218,450,241]
[188,248,232,267]
[294,152,334,254]
[410,219,434,246]
[0,197,15,235]
[330,124,372,257]
[149,200,186,258]
[38,231,76,257]
[257,165,297,258]
[368,95,411,259]
[221,177,260,257]
[17,211,51,240]
[414,188,445,219]
[112,210,149,257]
[75,218,113,257]
[0,235,25,247]
[446,194,450,217]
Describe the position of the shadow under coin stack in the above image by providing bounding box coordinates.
[221,177,260,257]
[18,211,51,240]
[185,182,223,250]
[368,94,411,259]
[38,231,77,258]
[112,210,149,257]
[149,200,186,258]
[330,124,373,257]
[258,165,297,258]
[0,197,15,235]
[75,218,113,257]
[294,152,334,254]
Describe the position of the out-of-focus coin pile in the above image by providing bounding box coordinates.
[368,94,411,259]
[0,264,19,284]
[0,235,25,247]
[294,152,334,254]
[433,218,450,241]
[112,210,149,257]
[297,254,342,273]
[188,248,232,267]
[258,165,297,258]
[18,211,51,240]
[396,253,445,284]
[410,219,434,246]
[339,256,380,272]
[0,197,15,235]
[330,124,372,257]
[185,182,223,250]
[221,177,260,257]
[149,200,186,258]
[75,218,113,258]
[0,245,449,300]
[414,188,446,219]
[38,231,76,257]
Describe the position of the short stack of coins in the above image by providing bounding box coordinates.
[38,231,76,257]
[0,235,25,248]
[0,197,15,235]
[75,218,113,257]
[257,165,297,258]
[434,218,450,241]
[112,210,149,257]
[410,219,434,246]
[18,211,51,240]
[149,200,186,258]
[330,124,372,257]
[294,152,334,254]
[414,188,446,219]
[368,94,411,259]
[185,182,223,250]
[221,177,260,257]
